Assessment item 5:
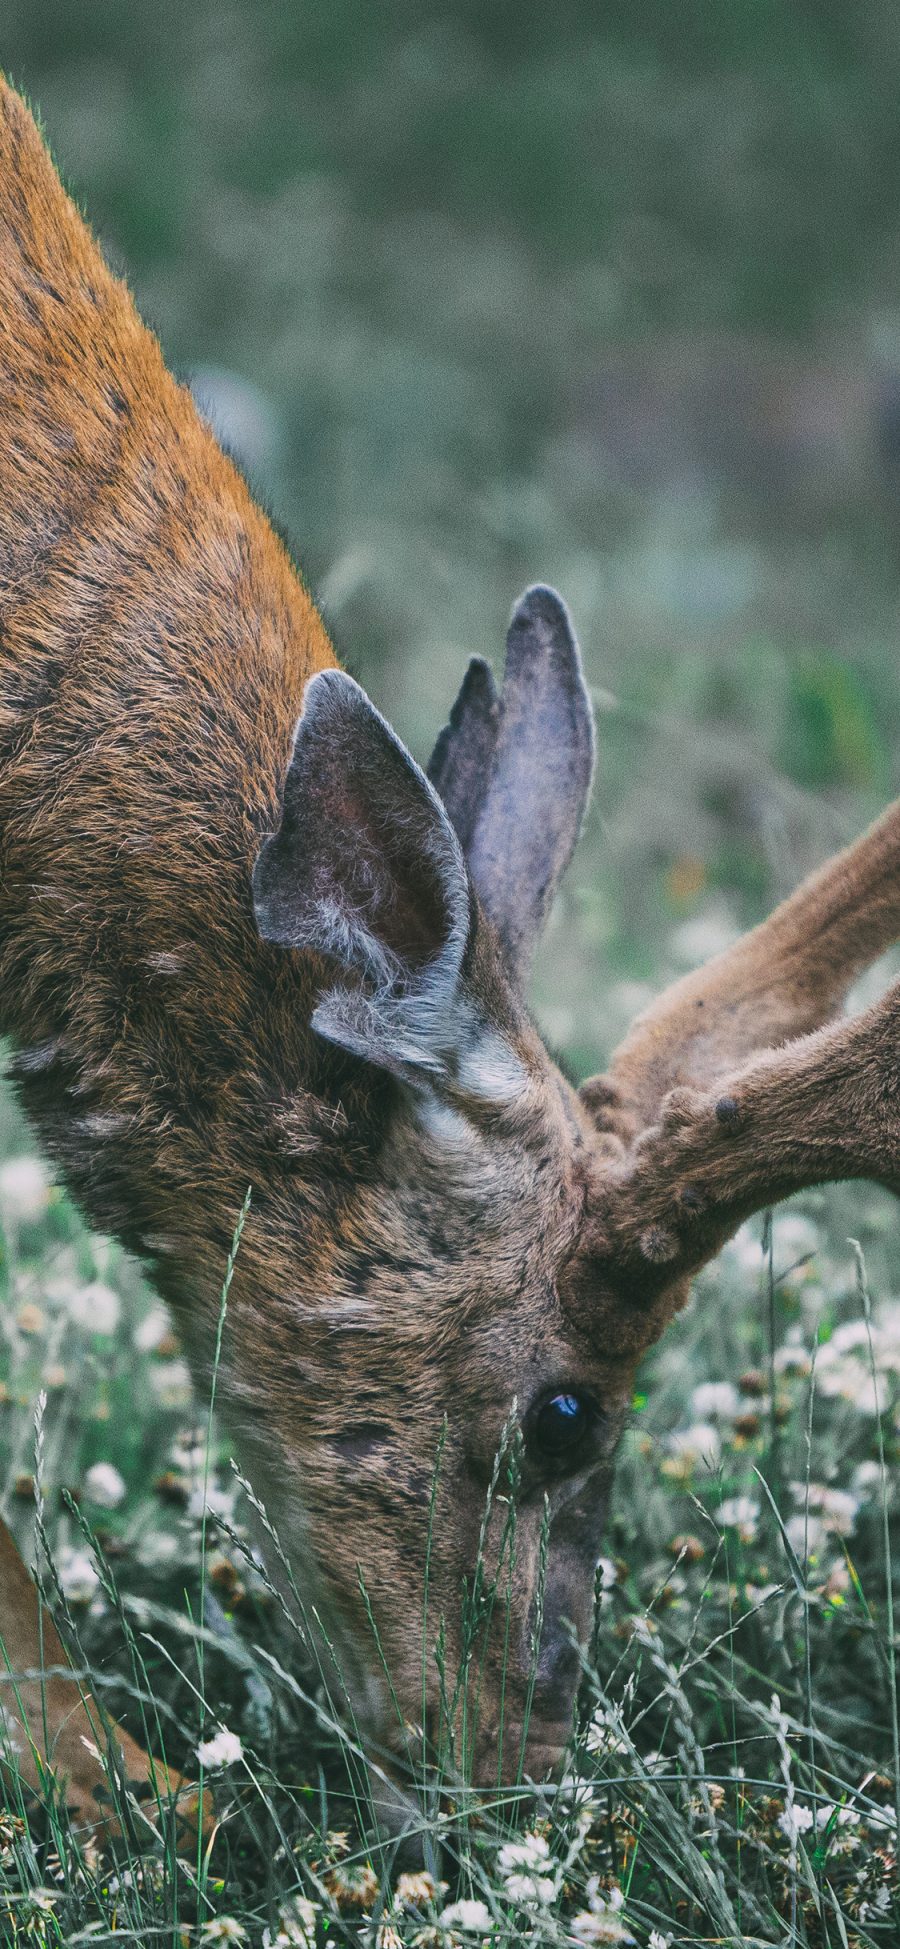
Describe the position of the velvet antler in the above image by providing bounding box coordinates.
[582,796,900,1147]
[580,796,900,1288]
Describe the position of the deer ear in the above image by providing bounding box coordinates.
[252,670,473,1079]
[428,585,595,984]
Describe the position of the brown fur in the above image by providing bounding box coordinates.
[2,74,900,1834]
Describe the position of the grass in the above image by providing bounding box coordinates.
[1,6,900,1941]
[0,1085,899,1945]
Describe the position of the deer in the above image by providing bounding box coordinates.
[2,67,900,1846]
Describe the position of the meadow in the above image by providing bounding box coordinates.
[2,3,900,1942]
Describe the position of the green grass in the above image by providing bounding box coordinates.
[1,1089,899,1944]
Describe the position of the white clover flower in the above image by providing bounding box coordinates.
[811,1484,859,1536]
[68,1282,121,1337]
[136,1529,181,1568]
[57,1546,100,1605]
[586,1704,631,1757]
[0,1702,22,1755]
[569,1881,635,1943]
[569,1914,633,1945]
[786,1513,829,1559]
[83,1461,126,1509]
[665,1422,720,1466]
[496,1830,560,1905]
[714,1496,760,1541]
[440,1897,494,1934]
[815,1355,882,1414]
[648,1932,671,1949]
[497,1833,551,1875]
[149,1358,192,1407]
[778,1802,814,1844]
[816,1802,861,1830]
[262,1899,319,1949]
[0,1155,50,1223]
[133,1305,172,1352]
[772,1213,820,1261]
[690,1381,739,1420]
[774,1342,811,1377]
[852,1459,883,1496]
[199,1921,248,1946]
[827,1320,870,1357]
[197,1726,243,1770]
[188,1482,236,1523]
[503,1871,558,1905]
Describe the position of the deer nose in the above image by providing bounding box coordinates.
[533,1629,582,1716]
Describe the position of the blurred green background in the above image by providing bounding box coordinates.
[5,1,900,1074]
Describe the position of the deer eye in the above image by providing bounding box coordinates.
[528,1389,592,1461]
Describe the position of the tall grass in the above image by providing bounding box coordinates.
[0,1122,898,1944]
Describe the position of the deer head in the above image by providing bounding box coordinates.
[244,582,900,1802]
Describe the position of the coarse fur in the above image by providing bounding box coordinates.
[4,74,900,1831]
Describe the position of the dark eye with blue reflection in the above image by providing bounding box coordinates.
[530,1390,592,1460]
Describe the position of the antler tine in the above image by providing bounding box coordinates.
[582,796,900,1147]
[602,972,900,1286]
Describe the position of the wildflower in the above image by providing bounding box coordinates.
[197,1726,243,1770]
[83,1461,127,1508]
[690,1381,739,1420]
[663,1422,720,1472]
[199,1922,249,1946]
[440,1898,493,1934]
[68,1281,121,1336]
[396,1872,439,1907]
[828,1320,870,1356]
[569,1881,634,1943]
[586,1703,630,1757]
[16,1302,46,1336]
[57,1545,100,1605]
[149,1357,192,1407]
[0,1154,50,1222]
[772,1212,819,1261]
[852,1458,883,1496]
[774,1342,811,1378]
[262,1898,319,1948]
[496,1834,559,1905]
[816,1802,861,1831]
[778,1802,814,1845]
[649,1934,671,1949]
[134,1305,173,1352]
[815,1354,882,1414]
[713,1495,760,1541]
[323,1860,380,1911]
[785,1513,829,1559]
[0,1703,22,1756]
[789,1481,858,1537]
[188,1480,236,1522]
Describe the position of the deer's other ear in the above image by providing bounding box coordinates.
[252,670,474,1080]
[428,585,595,984]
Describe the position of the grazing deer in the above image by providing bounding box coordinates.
[2,70,900,1840]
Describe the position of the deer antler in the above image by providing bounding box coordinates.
[581,795,900,1147]
[594,983,900,1287]
[0,1519,209,1847]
